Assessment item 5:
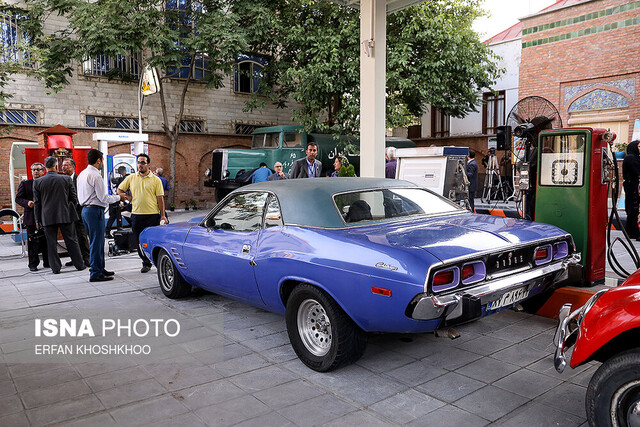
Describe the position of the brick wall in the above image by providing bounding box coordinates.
[519,0,640,142]
[1,125,251,212]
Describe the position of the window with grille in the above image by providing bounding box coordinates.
[235,124,260,135]
[179,119,203,133]
[86,115,139,130]
[431,107,450,138]
[1,11,30,64]
[0,109,37,124]
[165,0,210,81]
[83,53,141,79]
[482,91,505,134]
[234,55,267,94]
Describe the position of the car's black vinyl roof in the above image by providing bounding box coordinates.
[237,177,420,228]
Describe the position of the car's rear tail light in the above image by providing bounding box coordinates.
[553,241,569,260]
[534,245,552,265]
[432,267,459,292]
[461,261,486,285]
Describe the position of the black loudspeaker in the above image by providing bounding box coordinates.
[496,125,512,150]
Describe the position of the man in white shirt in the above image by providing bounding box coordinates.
[77,149,125,282]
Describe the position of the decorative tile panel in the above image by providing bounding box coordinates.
[565,79,635,102]
[568,89,630,112]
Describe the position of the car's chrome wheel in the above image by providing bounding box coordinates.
[587,349,640,427]
[285,284,366,372]
[156,249,191,299]
[297,299,332,357]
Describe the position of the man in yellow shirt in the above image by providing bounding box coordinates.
[117,153,168,273]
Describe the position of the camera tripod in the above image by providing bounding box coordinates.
[481,151,511,203]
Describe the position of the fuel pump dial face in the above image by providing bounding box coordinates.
[551,159,580,185]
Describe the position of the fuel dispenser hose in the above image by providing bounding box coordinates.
[606,148,640,278]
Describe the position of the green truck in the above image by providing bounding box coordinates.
[204,125,415,200]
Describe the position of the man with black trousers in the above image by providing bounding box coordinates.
[15,162,49,271]
[62,158,90,267]
[33,156,86,274]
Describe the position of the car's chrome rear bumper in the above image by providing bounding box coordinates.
[408,253,581,322]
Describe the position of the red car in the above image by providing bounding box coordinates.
[554,269,640,427]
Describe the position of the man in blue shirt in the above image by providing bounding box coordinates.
[252,162,273,183]
[155,168,169,192]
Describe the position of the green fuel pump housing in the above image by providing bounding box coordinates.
[533,128,610,286]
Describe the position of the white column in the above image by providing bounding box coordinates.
[359,0,386,178]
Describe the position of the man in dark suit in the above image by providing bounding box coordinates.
[466,150,479,212]
[62,158,90,267]
[289,142,323,178]
[15,162,49,271]
[33,156,86,274]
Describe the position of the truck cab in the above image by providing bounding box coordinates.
[204,125,415,200]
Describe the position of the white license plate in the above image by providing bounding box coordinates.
[487,286,530,310]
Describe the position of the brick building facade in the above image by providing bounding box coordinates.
[0,7,295,210]
[520,0,640,145]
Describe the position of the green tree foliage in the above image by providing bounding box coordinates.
[23,0,247,204]
[246,0,501,135]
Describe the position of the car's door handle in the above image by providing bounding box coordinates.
[242,244,250,254]
[249,260,257,267]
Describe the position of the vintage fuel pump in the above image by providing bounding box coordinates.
[533,127,616,286]
[23,124,90,178]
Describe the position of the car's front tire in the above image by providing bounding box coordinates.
[285,284,366,372]
[586,348,640,427]
[156,249,191,299]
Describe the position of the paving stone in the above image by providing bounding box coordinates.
[406,404,489,427]
[260,344,298,364]
[176,379,248,411]
[305,364,407,406]
[323,410,391,426]
[369,389,445,424]
[213,353,271,378]
[383,359,447,386]
[109,395,189,425]
[21,378,93,409]
[534,382,588,418]
[25,394,104,425]
[455,357,520,383]
[241,331,291,352]
[456,385,529,422]
[0,411,30,426]
[228,365,296,393]
[85,365,151,392]
[234,411,296,427]
[0,393,23,416]
[277,393,356,426]
[195,394,271,426]
[356,346,417,373]
[0,378,16,397]
[96,378,166,408]
[143,363,221,391]
[62,412,118,426]
[491,342,549,367]
[493,368,564,399]
[455,335,514,356]
[253,379,324,410]
[417,371,485,403]
[12,364,81,392]
[422,346,483,371]
[493,401,585,426]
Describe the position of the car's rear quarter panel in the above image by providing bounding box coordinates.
[254,226,443,333]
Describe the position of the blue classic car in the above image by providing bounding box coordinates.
[140,178,579,371]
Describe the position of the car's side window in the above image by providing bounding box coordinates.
[209,192,268,232]
[264,195,283,228]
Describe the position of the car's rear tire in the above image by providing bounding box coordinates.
[586,348,640,427]
[285,284,366,372]
[156,249,191,299]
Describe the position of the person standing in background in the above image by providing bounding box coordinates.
[15,162,49,271]
[61,158,91,267]
[623,140,640,239]
[385,147,397,179]
[466,150,478,212]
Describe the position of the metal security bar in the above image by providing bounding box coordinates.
[0,109,37,124]
[0,12,29,64]
[83,53,141,79]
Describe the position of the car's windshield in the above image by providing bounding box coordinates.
[334,188,463,225]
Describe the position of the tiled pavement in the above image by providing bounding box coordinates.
[0,209,634,426]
